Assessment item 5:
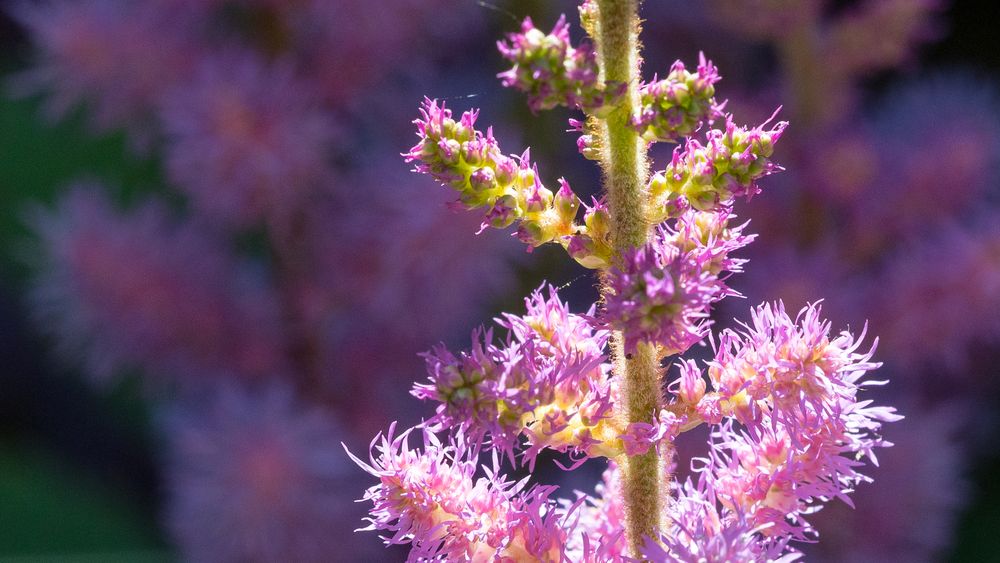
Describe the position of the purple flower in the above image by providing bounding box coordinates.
[412,284,617,465]
[346,423,571,561]
[706,301,892,436]
[405,99,587,250]
[604,221,746,355]
[566,462,628,561]
[691,303,900,540]
[621,410,684,456]
[651,113,787,216]
[633,53,725,143]
[647,475,802,562]
[413,327,525,451]
[10,0,198,147]
[668,208,755,276]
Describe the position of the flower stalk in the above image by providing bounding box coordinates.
[593,0,664,556]
[358,3,899,559]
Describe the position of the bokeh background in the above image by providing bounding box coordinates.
[0,0,997,561]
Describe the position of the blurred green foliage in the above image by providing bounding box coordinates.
[0,444,167,560]
[0,63,167,558]
[0,94,161,285]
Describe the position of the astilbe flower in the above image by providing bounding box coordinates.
[604,211,752,355]
[566,462,628,560]
[690,303,901,535]
[604,237,718,356]
[346,424,570,561]
[412,285,619,466]
[159,52,336,228]
[565,196,613,269]
[353,5,899,561]
[498,15,623,114]
[29,185,286,383]
[633,54,724,143]
[648,114,787,218]
[648,475,801,562]
[164,381,368,563]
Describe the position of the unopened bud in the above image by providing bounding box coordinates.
[469,167,498,195]
[493,156,518,187]
[484,194,519,229]
[554,179,579,225]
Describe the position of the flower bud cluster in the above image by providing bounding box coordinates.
[604,211,753,355]
[498,16,625,115]
[412,285,625,466]
[648,114,788,221]
[407,98,611,268]
[346,425,569,561]
[633,54,724,143]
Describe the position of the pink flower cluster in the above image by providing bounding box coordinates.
[694,304,901,537]
[347,424,570,561]
[359,295,897,560]
[406,98,614,267]
[604,210,753,354]
[413,285,614,466]
[352,7,899,561]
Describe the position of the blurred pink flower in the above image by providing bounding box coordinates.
[159,52,336,228]
[29,185,287,383]
[11,0,198,146]
[866,216,1000,374]
[165,381,378,562]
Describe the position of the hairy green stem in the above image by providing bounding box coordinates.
[594,0,663,557]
